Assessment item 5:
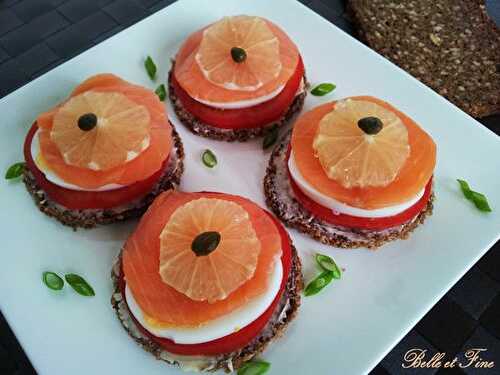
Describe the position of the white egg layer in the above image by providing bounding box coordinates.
[31,130,126,192]
[125,261,283,345]
[288,152,425,218]
[193,78,305,110]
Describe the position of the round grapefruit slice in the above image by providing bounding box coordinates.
[291,96,436,209]
[312,99,410,188]
[122,190,282,327]
[51,91,151,171]
[37,74,173,189]
[174,16,300,103]
[196,16,281,91]
[159,198,261,303]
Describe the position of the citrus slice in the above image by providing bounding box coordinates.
[159,198,260,303]
[195,16,281,91]
[312,99,410,189]
[50,91,151,171]
[174,17,299,103]
[122,191,282,327]
[291,96,436,209]
[37,74,173,189]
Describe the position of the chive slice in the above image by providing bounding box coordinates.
[263,126,279,150]
[457,179,492,212]
[457,179,473,200]
[311,83,336,96]
[155,84,166,101]
[42,271,64,291]
[5,162,25,180]
[144,56,157,81]
[64,274,95,297]
[304,270,335,296]
[238,359,271,375]
[470,191,491,212]
[202,149,217,168]
[315,253,341,279]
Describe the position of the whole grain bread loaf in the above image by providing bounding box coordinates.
[348,0,500,118]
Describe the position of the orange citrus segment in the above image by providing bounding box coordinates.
[312,99,410,188]
[37,75,173,189]
[122,191,282,327]
[174,18,299,103]
[51,91,151,171]
[195,16,281,91]
[291,96,436,209]
[159,198,260,303]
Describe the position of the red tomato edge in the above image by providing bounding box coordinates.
[118,204,292,356]
[285,147,433,230]
[23,123,167,210]
[172,57,305,129]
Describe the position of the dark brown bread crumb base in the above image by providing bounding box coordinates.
[23,126,184,230]
[110,243,303,372]
[347,0,500,118]
[168,64,307,142]
[264,131,434,250]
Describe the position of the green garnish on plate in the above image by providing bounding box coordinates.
[305,253,342,296]
[457,179,492,212]
[5,162,25,180]
[304,270,335,296]
[42,271,64,291]
[202,149,217,168]
[238,359,271,375]
[155,84,166,101]
[311,83,336,96]
[144,56,157,81]
[315,253,342,279]
[65,274,95,297]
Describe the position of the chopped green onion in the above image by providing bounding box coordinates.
[144,56,157,81]
[263,126,279,150]
[457,179,473,200]
[311,83,336,96]
[5,162,25,180]
[304,270,335,296]
[457,179,492,212]
[64,274,95,297]
[238,359,271,375]
[202,149,217,168]
[315,253,341,279]
[42,271,64,291]
[155,84,166,101]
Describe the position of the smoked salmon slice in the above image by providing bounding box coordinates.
[174,17,300,104]
[291,96,436,209]
[122,191,282,327]
[37,74,173,189]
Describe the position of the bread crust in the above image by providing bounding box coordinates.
[168,63,307,142]
[347,0,500,118]
[23,125,184,229]
[263,131,434,250]
[110,243,303,372]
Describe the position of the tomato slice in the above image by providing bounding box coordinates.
[119,208,292,356]
[24,123,166,210]
[286,148,432,230]
[171,57,305,129]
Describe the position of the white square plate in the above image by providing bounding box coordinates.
[1,0,499,374]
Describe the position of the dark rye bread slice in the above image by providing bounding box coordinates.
[23,126,184,230]
[110,244,303,373]
[168,63,307,142]
[263,131,434,250]
[347,0,500,118]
